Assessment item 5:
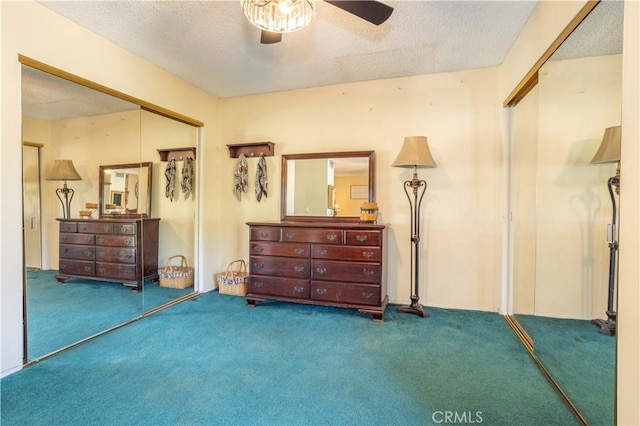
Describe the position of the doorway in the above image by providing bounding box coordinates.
[23,143,42,271]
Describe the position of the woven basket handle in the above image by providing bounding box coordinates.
[165,255,188,272]
[224,259,246,277]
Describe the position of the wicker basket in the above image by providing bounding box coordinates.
[158,255,194,289]
[215,260,249,296]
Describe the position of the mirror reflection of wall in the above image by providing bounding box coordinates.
[21,62,200,362]
[283,153,371,218]
[508,2,622,424]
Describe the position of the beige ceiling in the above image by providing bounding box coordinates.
[25,1,623,121]
[37,0,538,98]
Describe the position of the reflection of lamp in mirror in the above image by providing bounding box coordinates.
[590,125,621,336]
[46,160,82,219]
[392,136,437,317]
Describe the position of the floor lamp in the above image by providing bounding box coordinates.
[47,159,82,219]
[590,125,621,336]
[392,136,437,317]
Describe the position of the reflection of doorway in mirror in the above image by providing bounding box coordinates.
[125,173,139,212]
[110,191,124,208]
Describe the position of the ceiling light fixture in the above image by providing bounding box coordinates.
[242,0,316,33]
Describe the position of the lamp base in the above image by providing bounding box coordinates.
[592,310,616,336]
[397,296,428,318]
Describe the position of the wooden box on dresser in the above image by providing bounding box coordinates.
[56,218,160,292]
[246,221,388,322]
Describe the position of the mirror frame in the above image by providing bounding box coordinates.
[99,162,153,219]
[281,150,375,222]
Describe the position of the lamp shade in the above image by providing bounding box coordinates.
[392,136,437,168]
[591,126,621,164]
[46,160,82,181]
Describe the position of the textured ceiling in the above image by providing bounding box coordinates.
[24,1,623,121]
[38,0,538,98]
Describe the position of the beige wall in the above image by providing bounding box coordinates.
[220,67,505,311]
[535,54,622,319]
[618,2,640,423]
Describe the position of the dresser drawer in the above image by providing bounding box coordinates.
[59,222,78,233]
[96,235,137,247]
[311,281,380,306]
[312,260,381,284]
[281,228,342,244]
[250,227,280,241]
[96,262,138,281]
[114,223,136,235]
[60,233,95,245]
[78,222,114,234]
[312,245,381,262]
[59,259,94,276]
[345,231,381,246]
[250,256,309,279]
[96,247,136,264]
[60,244,95,261]
[249,275,309,298]
[251,242,309,258]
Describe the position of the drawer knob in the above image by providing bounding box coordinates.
[294,286,304,294]
[294,248,304,255]
[362,291,374,299]
[316,288,327,295]
[317,249,327,257]
[84,266,92,272]
[363,251,374,258]
[260,231,270,238]
[362,268,375,277]
[97,253,104,259]
[253,263,264,270]
[254,246,264,253]
[61,236,67,242]
[104,226,110,232]
[294,266,305,273]
[316,267,327,275]
[79,226,87,232]
[326,234,338,241]
[98,267,105,273]
[120,226,128,233]
[285,232,296,240]
[254,282,264,288]
[97,238,105,244]
[85,251,92,257]
[125,239,133,246]
[356,235,368,242]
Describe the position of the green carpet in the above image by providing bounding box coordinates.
[3,294,578,425]
[26,270,193,359]
[515,314,615,426]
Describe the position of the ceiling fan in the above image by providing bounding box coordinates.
[242,0,394,44]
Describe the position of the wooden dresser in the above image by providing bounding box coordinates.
[56,218,160,291]
[246,221,388,322]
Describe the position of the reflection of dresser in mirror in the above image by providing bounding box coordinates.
[55,218,160,292]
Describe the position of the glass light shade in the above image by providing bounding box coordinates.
[591,126,621,164]
[47,159,82,181]
[242,0,315,33]
[392,136,438,168]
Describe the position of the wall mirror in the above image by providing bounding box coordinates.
[99,162,152,218]
[507,1,622,424]
[281,151,375,222]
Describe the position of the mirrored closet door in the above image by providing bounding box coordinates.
[508,1,623,424]
[21,62,199,362]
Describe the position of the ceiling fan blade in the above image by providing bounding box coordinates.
[261,31,282,44]
[324,1,393,25]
